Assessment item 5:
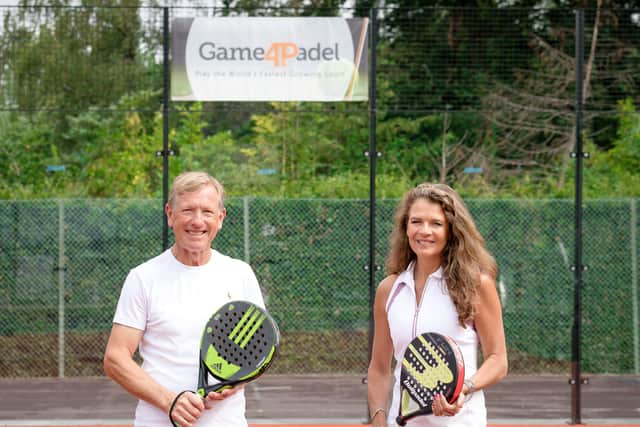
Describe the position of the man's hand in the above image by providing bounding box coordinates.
[203,384,244,409]
[169,391,205,427]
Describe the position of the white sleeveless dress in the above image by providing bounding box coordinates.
[385,262,486,427]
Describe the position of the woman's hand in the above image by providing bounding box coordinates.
[431,392,464,417]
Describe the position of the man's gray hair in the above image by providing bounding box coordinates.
[168,171,225,210]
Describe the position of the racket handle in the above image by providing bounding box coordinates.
[201,383,233,396]
[396,415,408,426]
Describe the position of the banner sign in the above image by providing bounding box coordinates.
[171,17,369,102]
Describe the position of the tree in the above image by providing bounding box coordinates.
[73,90,162,197]
[0,1,162,152]
[479,0,640,193]
[1,1,158,111]
[373,2,531,112]
[581,99,640,197]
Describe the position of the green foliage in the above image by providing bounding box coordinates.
[82,112,159,197]
[377,5,532,111]
[0,90,166,199]
[175,103,272,194]
[2,1,154,113]
[249,103,370,179]
[0,5,639,201]
[581,99,640,197]
[0,0,163,186]
[172,100,412,198]
[276,172,412,198]
[0,112,85,198]
[554,99,640,199]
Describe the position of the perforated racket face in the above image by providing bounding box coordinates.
[197,300,279,396]
[397,332,464,424]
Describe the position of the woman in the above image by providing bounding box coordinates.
[367,183,508,426]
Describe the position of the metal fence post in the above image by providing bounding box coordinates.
[244,196,250,264]
[571,9,585,425]
[367,7,378,361]
[57,199,65,378]
[161,6,171,251]
[365,7,379,422]
[631,198,639,374]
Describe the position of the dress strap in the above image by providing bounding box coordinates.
[385,279,406,314]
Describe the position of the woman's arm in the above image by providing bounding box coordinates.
[469,272,509,391]
[367,275,397,427]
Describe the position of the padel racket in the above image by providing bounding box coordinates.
[197,300,279,397]
[396,332,464,426]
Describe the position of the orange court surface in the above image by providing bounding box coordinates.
[0,374,638,427]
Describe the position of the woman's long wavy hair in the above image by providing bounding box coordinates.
[385,183,497,325]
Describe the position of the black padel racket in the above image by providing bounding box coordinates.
[197,300,279,397]
[396,332,465,426]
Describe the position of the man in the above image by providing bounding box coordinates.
[104,171,265,427]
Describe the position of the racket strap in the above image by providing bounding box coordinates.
[169,390,192,427]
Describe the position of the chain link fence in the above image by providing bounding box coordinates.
[0,197,638,377]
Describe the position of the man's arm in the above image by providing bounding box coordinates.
[103,323,178,414]
[103,323,237,426]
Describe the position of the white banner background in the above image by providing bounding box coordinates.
[172,17,368,102]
